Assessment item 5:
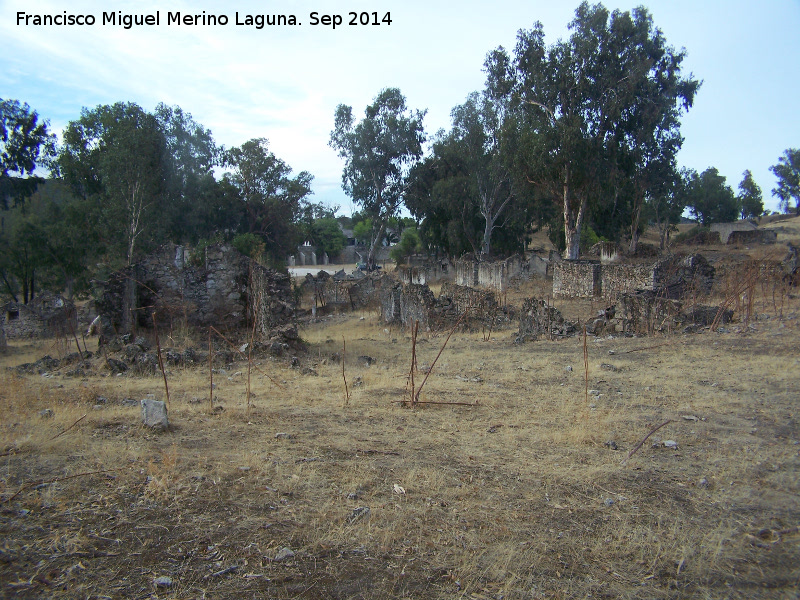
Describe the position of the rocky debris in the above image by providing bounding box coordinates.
[358,355,375,367]
[604,440,619,450]
[39,409,54,418]
[274,547,295,562]
[141,399,168,430]
[782,243,799,285]
[15,355,60,375]
[347,506,371,524]
[153,576,173,588]
[518,298,577,342]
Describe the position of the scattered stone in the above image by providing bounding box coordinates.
[274,547,295,562]
[106,358,127,374]
[93,404,104,410]
[588,389,601,397]
[39,409,54,418]
[275,432,293,439]
[698,477,710,488]
[301,367,318,376]
[358,355,375,367]
[348,506,371,524]
[290,356,300,368]
[600,363,619,372]
[681,415,699,421]
[352,376,363,388]
[154,576,173,588]
[603,498,615,507]
[121,398,138,407]
[141,399,168,430]
[564,365,573,372]
[604,440,618,450]
[238,466,250,472]
[95,396,108,405]
[664,440,678,449]
[488,424,503,433]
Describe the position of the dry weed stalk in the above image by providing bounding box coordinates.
[583,325,589,403]
[208,329,214,412]
[406,320,419,406]
[246,295,261,412]
[209,326,283,389]
[413,309,470,405]
[151,311,170,407]
[341,336,351,406]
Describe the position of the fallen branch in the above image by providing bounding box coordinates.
[152,311,170,408]
[621,420,675,465]
[342,336,351,406]
[48,413,87,441]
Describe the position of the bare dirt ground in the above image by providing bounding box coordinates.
[1,238,799,599]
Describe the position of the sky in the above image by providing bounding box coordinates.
[2,0,799,215]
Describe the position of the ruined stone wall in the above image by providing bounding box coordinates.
[381,282,436,329]
[711,221,756,244]
[397,260,453,286]
[477,255,523,292]
[553,261,601,298]
[601,264,656,300]
[727,229,777,245]
[97,243,293,336]
[455,258,479,287]
[518,298,576,341]
[2,293,78,339]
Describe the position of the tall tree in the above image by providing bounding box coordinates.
[644,166,689,251]
[686,167,740,226]
[56,102,167,267]
[224,138,313,263]
[738,169,764,220]
[770,148,800,215]
[329,88,426,266]
[491,2,698,259]
[0,99,56,209]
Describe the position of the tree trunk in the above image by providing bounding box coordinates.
[562,166,583,260]
[121,275,137,334]
[628,200,643,254]
[367,220,386,267]
[481,214,493,257]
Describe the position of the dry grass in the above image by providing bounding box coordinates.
[1,285,799,599]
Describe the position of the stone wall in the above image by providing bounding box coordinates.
[455,255,523,292]
[397,259,452,286]
[381,282,436,329]
[727,229,777,245]
[553,260,602,298]
[381,281,499,331]
[96,243,294,337]
[2,292,78,339]
[711,221,756,244]
[601,263,656,300]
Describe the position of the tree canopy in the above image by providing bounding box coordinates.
[1,99,56,209]
[329,88,426,265]
[771,149,800,215]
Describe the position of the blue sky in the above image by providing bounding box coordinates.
[3,0,799,214]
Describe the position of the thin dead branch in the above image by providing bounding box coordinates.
[151,311,170,407]
[342,336,351,406]
[48,413,87,441]
[413,309,470,405]
[621,420,675,466]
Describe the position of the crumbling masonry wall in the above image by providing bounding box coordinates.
[455,255,522,292]
[553,261,601,298]
[2,293,78,339]
[97,243,294,337]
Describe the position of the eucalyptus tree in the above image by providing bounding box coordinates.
[330,88,426,266]
[224,138,313,263]
[57,102,167,268]
[0,98,56,209]
[771,148,800,215]
[686,167,740,226]
[489,2,699,259]
[737,170,764,220]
